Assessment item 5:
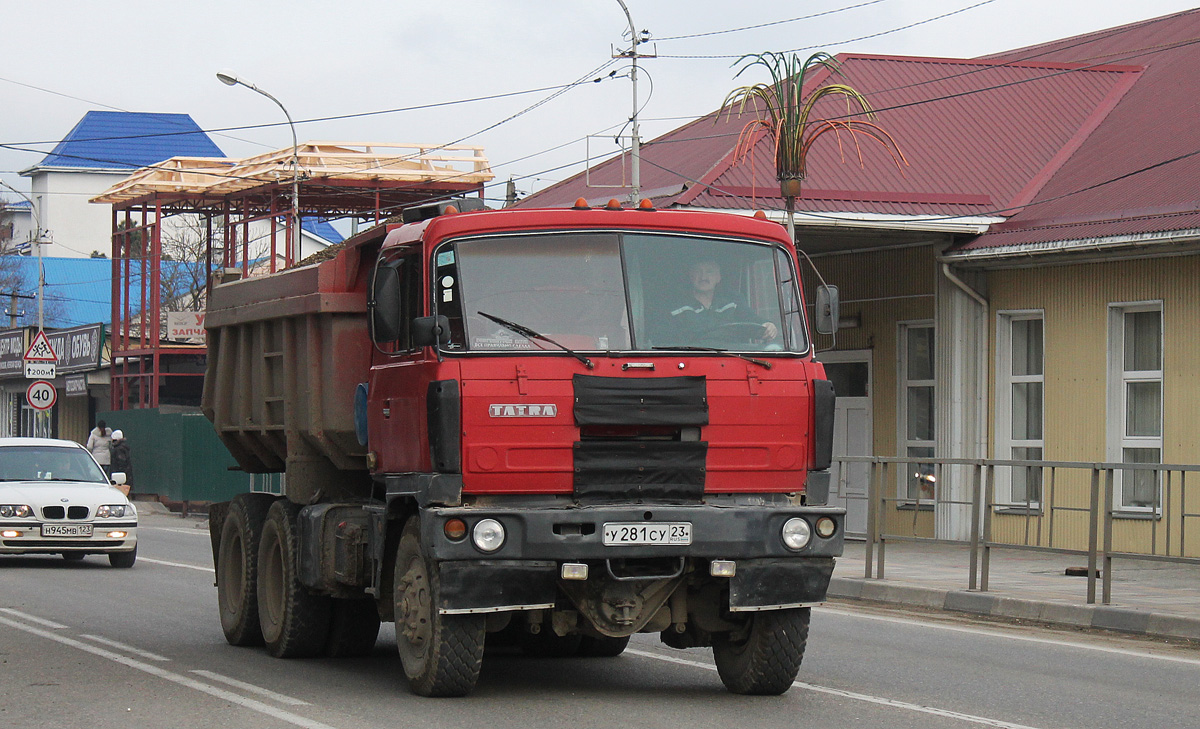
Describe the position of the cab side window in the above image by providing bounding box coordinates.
[376,250,424,353]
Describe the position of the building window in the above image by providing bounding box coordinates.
[1109,304,1162,511]
[997,313,1044,506]
[899,322,935,501]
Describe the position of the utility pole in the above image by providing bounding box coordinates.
[614,1,654,205]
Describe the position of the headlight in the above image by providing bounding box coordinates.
[97,505,127,518]
[472,518,506,553]
[0,504,33,518]
[781,517,812,551]
[815,516,837,539]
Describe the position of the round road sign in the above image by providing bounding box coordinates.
[26,380,57,411]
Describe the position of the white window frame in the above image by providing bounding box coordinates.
[1107,301,1163,513]
[995,310,1045,508]
[898,321,936,504]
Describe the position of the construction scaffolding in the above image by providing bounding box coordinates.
[91,141,493,410]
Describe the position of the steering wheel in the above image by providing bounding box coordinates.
[696,321,769,343]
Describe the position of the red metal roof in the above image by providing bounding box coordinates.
[956,9,1200,250]
[520,9,1200,257]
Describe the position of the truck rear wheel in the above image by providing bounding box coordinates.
[217,493,274,646]
[257,500,332,658]
[325,598,381,657]
[393,519,485,697]
[713,607,809,695]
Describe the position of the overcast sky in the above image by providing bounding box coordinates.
[2,0,1196,209]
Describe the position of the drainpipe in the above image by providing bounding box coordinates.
[939,262,989,542]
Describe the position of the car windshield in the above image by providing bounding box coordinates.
[434,232,808,354]
[0,445,107,483]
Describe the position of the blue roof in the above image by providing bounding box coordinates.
[301,217,344,244]
[35,111,224,171]
[4,256,111,328]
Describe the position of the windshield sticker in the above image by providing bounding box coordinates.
[437,250,455,267]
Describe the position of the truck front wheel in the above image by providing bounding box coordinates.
[712,607,809,695]
[393,519,485,697]
[257,500,332,658]
[217,493,274,646]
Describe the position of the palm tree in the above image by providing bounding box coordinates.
[722,51,907,239]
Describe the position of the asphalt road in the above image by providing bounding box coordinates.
[2,511,1198,729]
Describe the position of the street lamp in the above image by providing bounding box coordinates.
[216,70,301,265]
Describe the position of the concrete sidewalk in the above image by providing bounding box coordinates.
[830,539,1200,643]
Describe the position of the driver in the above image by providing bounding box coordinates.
[667,261,778,342]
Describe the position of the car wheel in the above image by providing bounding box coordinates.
[394,518,485,696]
[109,546,137,569]
[257,499,332,658]
[217,493,275,646]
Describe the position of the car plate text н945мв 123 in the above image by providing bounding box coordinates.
[41,524,93,537]
[602,522,692,546]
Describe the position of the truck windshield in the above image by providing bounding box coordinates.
[435,231,808,354]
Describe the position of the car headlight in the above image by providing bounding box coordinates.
[97,505,127,518]
[472,518,506,553]
[781,517,812,551]
[0,504,33,518]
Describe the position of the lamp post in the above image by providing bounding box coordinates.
[216,70,301,265]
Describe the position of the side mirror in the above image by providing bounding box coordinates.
[814,284,840,336]
[111,472,127,485]
[412,315,451,348]
[370,265,401,342]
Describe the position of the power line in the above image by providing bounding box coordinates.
[653,0,891,42]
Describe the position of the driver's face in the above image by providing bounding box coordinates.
[690,262,721,294]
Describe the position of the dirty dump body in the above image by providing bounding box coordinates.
[203,202,844,697]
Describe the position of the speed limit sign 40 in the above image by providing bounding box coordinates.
[26,380,56,411]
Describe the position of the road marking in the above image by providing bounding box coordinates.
[81,634,171,661]
[626,647,1046,729]
[817,606,1200,667]
[138,556,215,573]
[0,615,341,729]
[0,608,67,629]
[141,525,209,536]
[192,670,310,705]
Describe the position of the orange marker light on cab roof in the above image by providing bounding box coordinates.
[444,205,459,215]
[606,199,622,209]
[638,199,655,210]
[573,198,590,209]
[753,210,767,219]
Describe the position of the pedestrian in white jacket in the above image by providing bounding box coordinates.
[86,420,113,475]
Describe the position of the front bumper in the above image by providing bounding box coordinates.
[418,501,845,561]
[0,522,138,555]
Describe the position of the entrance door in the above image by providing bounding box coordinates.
[817,351,872,536]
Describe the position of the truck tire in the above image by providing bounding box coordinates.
[393,519,485,697]
[257,500,332,658]
[713,607,809,695]
[577,635,630,657]
[217,493,274,646]
[325,598,381,657]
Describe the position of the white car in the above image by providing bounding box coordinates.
[0,437,138,567]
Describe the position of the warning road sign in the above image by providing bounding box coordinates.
[23,330,58,362]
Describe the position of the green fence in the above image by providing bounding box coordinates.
[97,407,251,504]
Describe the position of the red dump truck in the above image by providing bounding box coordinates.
[203,198,844,697]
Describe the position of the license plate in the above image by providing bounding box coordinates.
[41,524,93,538]
[602,522,692,546]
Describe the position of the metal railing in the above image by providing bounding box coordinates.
[834,456,1200,604]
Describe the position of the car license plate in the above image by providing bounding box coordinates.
[602,522,691,546]
[41,524,93,538]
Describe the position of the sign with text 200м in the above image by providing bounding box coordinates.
[23,331,57,380]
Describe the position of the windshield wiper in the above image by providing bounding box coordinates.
[651,345,772,370]
[477,311,594,369]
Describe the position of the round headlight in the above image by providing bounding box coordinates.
[16,504,31,518]
[815,517,837,539]
[0,505,12,518]
[472,519,506,553]
[781,517,812,551]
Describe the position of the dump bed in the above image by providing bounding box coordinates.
[201,235,382,501]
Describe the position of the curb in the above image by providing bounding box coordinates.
[828,577,1200,643]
